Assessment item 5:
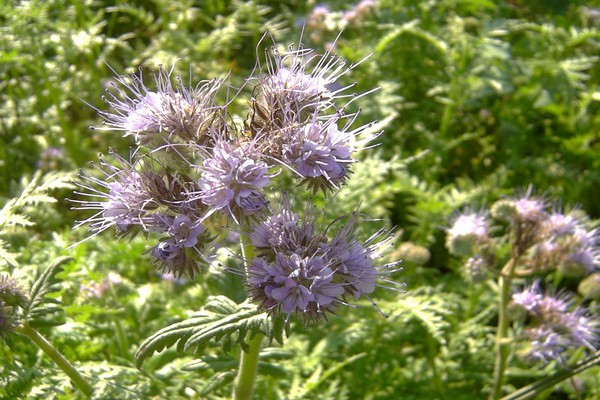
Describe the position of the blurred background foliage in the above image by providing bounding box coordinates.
[1,0,599,398]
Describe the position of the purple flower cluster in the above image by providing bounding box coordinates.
[512,281,598,362]
[446,211,490,257]
[74,35,399,317]
[249,40,376,192]
[247,204,399,321]
[97,66,222,147]
[197,140,271,221]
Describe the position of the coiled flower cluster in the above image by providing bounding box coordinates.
[247,204,399,321]
[512,281,598,362]
[74,35,398,321]
[445,188,599,363]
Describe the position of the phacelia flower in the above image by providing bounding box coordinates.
[247,202,400,322]
[446,211,489,256]
[198,140,271,221]
[524,209,600,276]
[282,120,355,191]
[464,255,488,282]
[72,153,158,237]
[248,37,371,138]
[167,214,205,248]
[96,66,224,148]
[513,281,599,363]
[150,214,214,278]
[250,204,315,255]
[0,301,17,341]
[0,275,28,309]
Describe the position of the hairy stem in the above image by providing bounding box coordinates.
[233,234,263,400]
[490,258,517,399]
[16,323,93,397]
[233,333,263,400]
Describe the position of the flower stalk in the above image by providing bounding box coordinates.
[233,333,263,400]
[16,323,93,397]
[490,258,517,400]
[233,235,263,400]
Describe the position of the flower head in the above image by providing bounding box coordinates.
[283,120,355,192]
[198,139,272,222]
[96,66,224,148]
[0,276,28,309]
[246,202,400,322]
[0,301,17,341]
[446,211,489,256]
[72,152,158,237]
[513,281,599,363]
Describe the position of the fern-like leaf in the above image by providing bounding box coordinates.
[135,295,284,369]
[0,238,18,267]
[23,256,72,328]
[392,293,452,345]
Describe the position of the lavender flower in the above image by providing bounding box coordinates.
[247,203,400,321]
[150,214,214,278]
[523,209,600,276]
[250,205,315,255]
[464,255,487,282]
[0,275,28,309]
[72,153,158,237]
[95,66,223,148]
[0,276,27,342]
[513,282,599,362]
[198,139,271,221]
[282,120,355,191]
[446,211,489,256]
[75,35,394,322]
[167,214,205,248]
[249,253,344,318]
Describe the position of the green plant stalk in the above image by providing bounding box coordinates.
[233,333,263,400]
[490,259,516,400]
[16,323,93,397]
[233,234,263,400]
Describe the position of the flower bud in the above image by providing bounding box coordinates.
[392,242,430,266]
[0,302,18,341]
[490,199,517,221]
[578,273,600,301]
[0,275,28,309]
[465,255,487,282]
[446,212,489,256]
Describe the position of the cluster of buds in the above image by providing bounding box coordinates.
[305,1,377,43]
[446,189,600,362]
[446,210,494,281]
[73,36,399,322]
[491,192,599,277]
[0,275,28,341]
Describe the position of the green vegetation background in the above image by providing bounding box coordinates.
[1,0,598,399]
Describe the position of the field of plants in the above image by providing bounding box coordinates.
[1,0,599,399]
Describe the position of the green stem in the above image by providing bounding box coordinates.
[232,233,262,400]
[16,323,93,397]
[233,333,263,400]
[490,258,517,400]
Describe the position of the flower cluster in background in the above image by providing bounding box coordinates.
[512,281,598,362]
[446,189,599,363]
[305,1,377,43]
[73,36,398,321]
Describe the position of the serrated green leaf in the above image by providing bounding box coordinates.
[24,256,72,328]
[135,296,284,369]
[199,370,236,396]
[0,239,19,267]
